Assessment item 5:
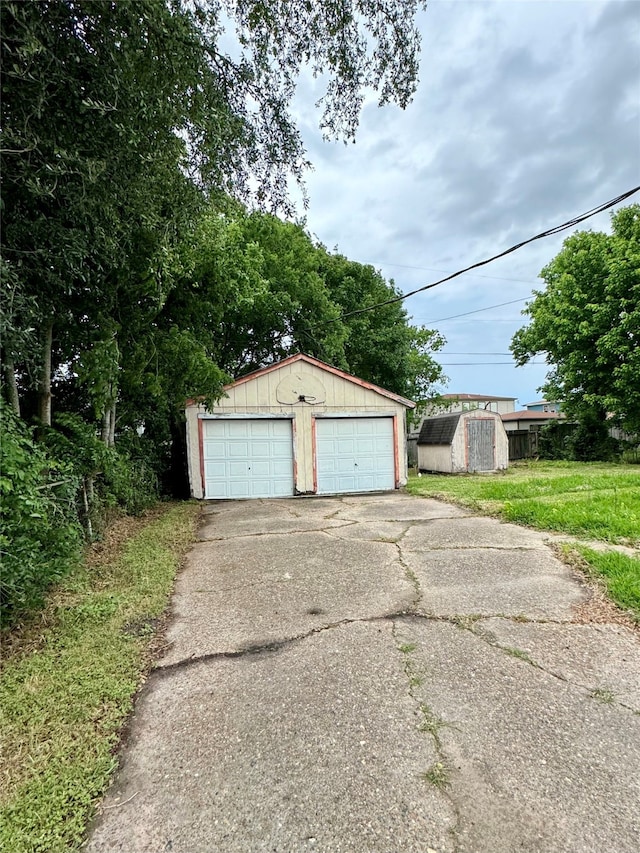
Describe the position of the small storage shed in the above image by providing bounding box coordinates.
[417,411,508,473]
[185,353,415,499]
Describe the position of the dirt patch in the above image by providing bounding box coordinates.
[554,545,640,634]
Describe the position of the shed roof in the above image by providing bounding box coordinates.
[417,413,462,445]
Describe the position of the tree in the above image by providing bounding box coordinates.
[2,0,425,426]
[511,205,640,436]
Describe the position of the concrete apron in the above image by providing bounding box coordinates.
[85,494,640,853]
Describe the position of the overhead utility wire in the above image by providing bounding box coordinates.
[417,296,529,325]
[311,186,640,326]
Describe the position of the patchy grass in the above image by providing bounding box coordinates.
[407,460,640,545]
[0,502,200,853]
[423,762,450,789]
[573,547,640,620]
[590,687,616,704]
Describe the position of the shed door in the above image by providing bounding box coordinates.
[316,417,395,494]
[202,419,294,499]
[467,419,495,471]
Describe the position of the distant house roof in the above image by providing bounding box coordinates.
[523,400,556,407]
[501,411,564,422]
[417,413,462,445]
[441,393,517,402]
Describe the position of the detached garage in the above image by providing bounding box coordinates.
[185,353,415,499]
[417,411,509,474]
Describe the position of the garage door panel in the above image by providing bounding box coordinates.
[316,417,395,494]
[202,419,294,499]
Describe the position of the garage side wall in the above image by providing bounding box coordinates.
[185,361,410,498]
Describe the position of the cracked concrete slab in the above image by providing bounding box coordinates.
[404,516,552,550]
[197,513,354,539]
[86,492,640,853]
[86,622,456,853]
[335,493,470,521]
[406,547,588,620]
[394,616,640,853]
[322,520,410,543]
[475,617,640,711]
[160,530,415,665]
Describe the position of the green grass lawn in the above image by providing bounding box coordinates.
[406,460,640,543]
[406,460,640,619]
[0,502,200,853]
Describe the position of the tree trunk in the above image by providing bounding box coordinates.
[101,406,111,445]
[108,398,116,447]
[38,320,54,426]
[82,477,93,539]
[4,360,21,416]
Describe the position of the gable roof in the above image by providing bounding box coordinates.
[441,393,517,402]
[417,413,462,445]
[225,353,416,408]
[501,410,564,422]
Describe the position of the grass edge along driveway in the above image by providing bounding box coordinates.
[0,502,200,853]
[406,460,640,621]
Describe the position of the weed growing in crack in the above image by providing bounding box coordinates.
[423,762,450,789]
[447,614,483,631]
[408,671,424,689]
[590,687,615,703]
[398,642,417,654]
[502,646,533,664]
[418,703,446,747]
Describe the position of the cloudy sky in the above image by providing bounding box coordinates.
[291,0,640,408]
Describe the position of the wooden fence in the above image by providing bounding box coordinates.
[507,429,539,460]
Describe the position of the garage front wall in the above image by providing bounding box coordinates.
[185,354,414,499]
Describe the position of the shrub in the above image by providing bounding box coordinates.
[0,404,82,623]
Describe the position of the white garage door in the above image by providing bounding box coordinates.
[202,419,294,499]
[316,417,396,494]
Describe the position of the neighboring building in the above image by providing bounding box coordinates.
[416,411,509,473]
[501,410,565,432]
[523,400,562,413]
[185,353,415,499]
[431,393,517,415]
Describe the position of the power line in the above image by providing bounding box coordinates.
[417,296,529,325]
[311,185,640,327]
[366,262,537,286]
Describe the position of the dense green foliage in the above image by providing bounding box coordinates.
[0,503,200,852]
[1,1,441,624]
[0,404,82,619]
[511,205,640,440]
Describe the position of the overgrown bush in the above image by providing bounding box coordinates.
[1,407,161,627]
[538,417,622,462]
[0,404,83,623]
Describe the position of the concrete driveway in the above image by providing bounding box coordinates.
[86,493,640,853]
